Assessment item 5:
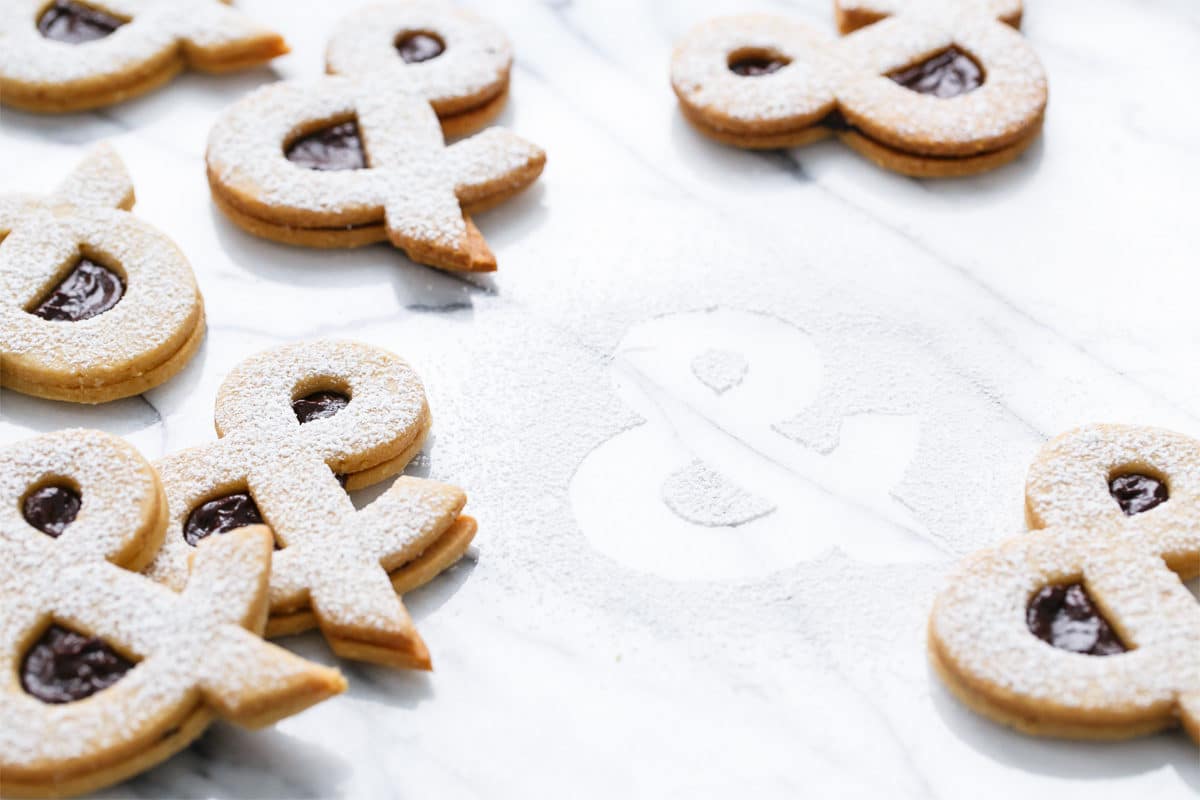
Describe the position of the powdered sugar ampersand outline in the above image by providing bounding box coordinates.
[571,308,939,581]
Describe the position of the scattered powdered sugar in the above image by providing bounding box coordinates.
[325,1,512,115]
[0,429,341,773]
[0,145,201,382]
[145,340,467,661]
[930,424,1199,729]
[0,0,282,86]
[670,0,1046,153]
[691,348,749,395]
[662,460,776,527]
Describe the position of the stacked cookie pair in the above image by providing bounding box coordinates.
[0,338,478,797]
[671,0,1049,177]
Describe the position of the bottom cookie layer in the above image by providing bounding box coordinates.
[0,705,212,799]
[210,189,501,273]
[265,513,479,666]
[680,107,1042,177]
[0,52,184,114]
[438,87,509,140]
[1,308,206,404]
[927,630,1184,742]
[839,122,1041,178]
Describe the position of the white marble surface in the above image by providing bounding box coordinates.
[3,0,1200,797]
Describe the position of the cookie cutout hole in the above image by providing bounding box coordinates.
[727,48,790,77]
[1026,583,1127,656]
[21,482,81,538]
[292,389,351,424]
[396,30,445,64]
[1108,469,1169,516]
[21,622,136,704]
[27,255,125,322]
[889,46,983,98]
[183,491,264,546]
[285,118,366,172]
[37,0,126,44]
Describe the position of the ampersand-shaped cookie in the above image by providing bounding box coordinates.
[144,340,478,670]
[929,424,1200,743]
[671,0,1047,177]
[0,144,205,404]
[0,429,345,798]
[206,2,544,273]
[0,0,288,113]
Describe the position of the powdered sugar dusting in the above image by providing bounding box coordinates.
[662,460,776,527]
[691,348,748,395]
[0,429,341,777]
[145,340,468,662]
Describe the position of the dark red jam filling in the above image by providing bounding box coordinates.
[396,32,445,64]
[22,485,81,537]
[183,492,264,546]
[31,259,124,321]
[285,122,366,171]
[889,46,983,98]
[37,0,124,44]
[1027,583,1126,656]
[292,391,350,423]
[21,624,134,703]
[1108,473,1168,516]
